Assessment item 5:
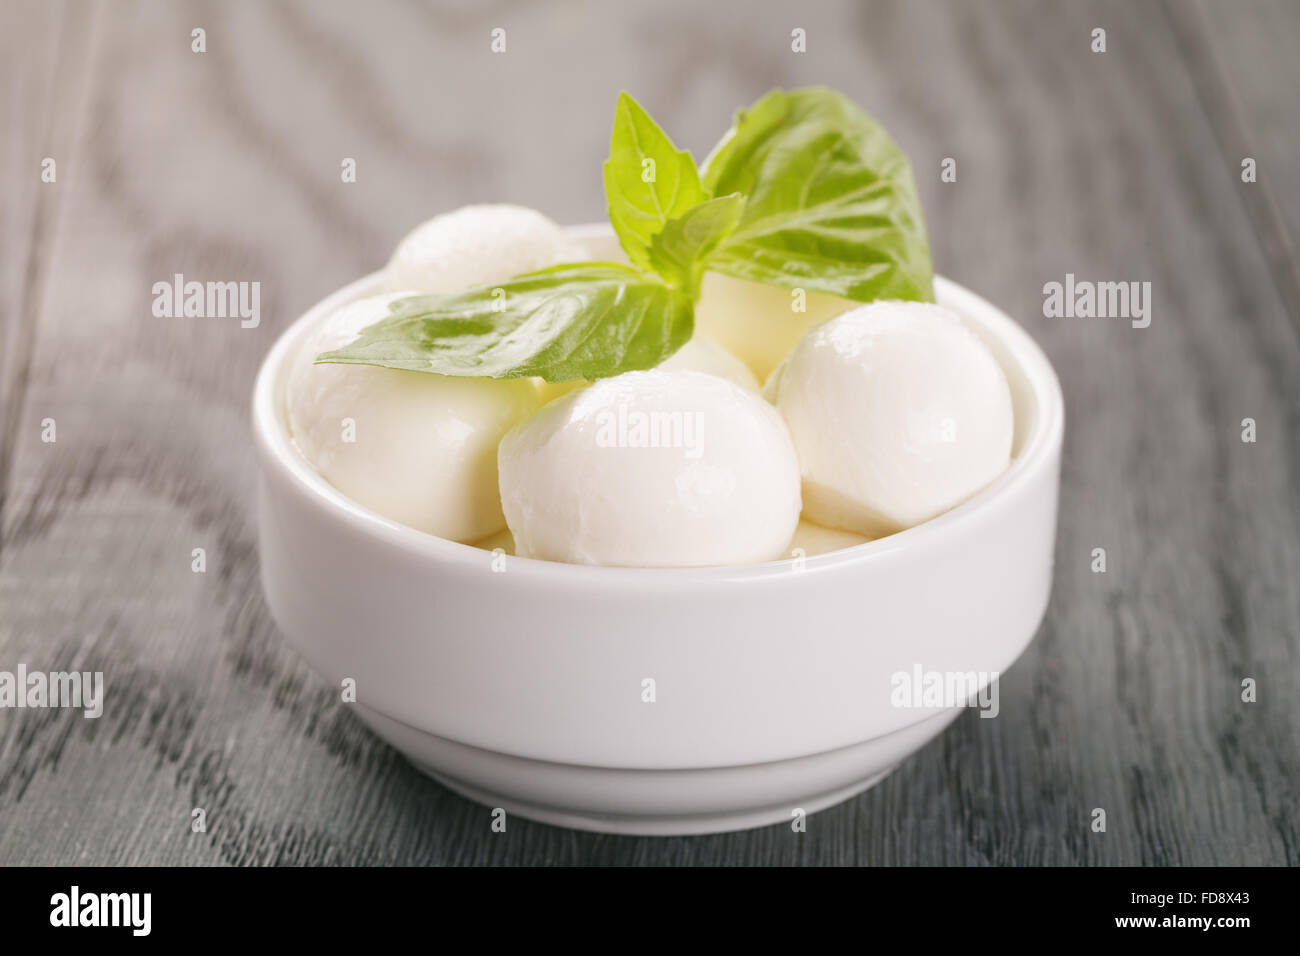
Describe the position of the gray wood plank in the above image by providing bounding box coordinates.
[1,0,1297,865]
[1178,0,1300,338]
[0,1,98,556]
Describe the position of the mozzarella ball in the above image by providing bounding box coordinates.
[385,204,586,293]
[658,335,760,392]
[772,301,1014,537]
[787,520,872,557]
[499,370,801,567]
[287,292,539,542]
[695,272,854,383]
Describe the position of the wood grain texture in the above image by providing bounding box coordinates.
[0,0,1297,866]
[1181,0,1300,341]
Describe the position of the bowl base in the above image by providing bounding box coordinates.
[417,762,898,836]
[354,702,959,837]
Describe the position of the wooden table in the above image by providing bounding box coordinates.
[2,0,1297,866]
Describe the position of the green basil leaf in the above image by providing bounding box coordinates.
[701,87,934,302]
[647,193,745,296]
[603,91,709,272]
[316,263,694,383]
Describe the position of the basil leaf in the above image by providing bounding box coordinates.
[701,87,934,302]
[603,91,709,272]
[316,263,694,383]
[647,193,745,296]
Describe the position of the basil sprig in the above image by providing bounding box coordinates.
[319,88,934,381]
[316,264,692,383]
[602,91,710,273]
[702,87,934,302]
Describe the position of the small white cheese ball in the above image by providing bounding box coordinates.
[658,335,760,392]
[385,204,586,293]
[695,272,853,383]
[287,292,539,542]
[772,301,1014,537]
[499,370,801,567]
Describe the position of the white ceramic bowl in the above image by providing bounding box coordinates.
[253,225,1064,835]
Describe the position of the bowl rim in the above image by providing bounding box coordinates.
[252,226,1064,584]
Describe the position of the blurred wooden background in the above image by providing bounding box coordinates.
[1,0,1297,865]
